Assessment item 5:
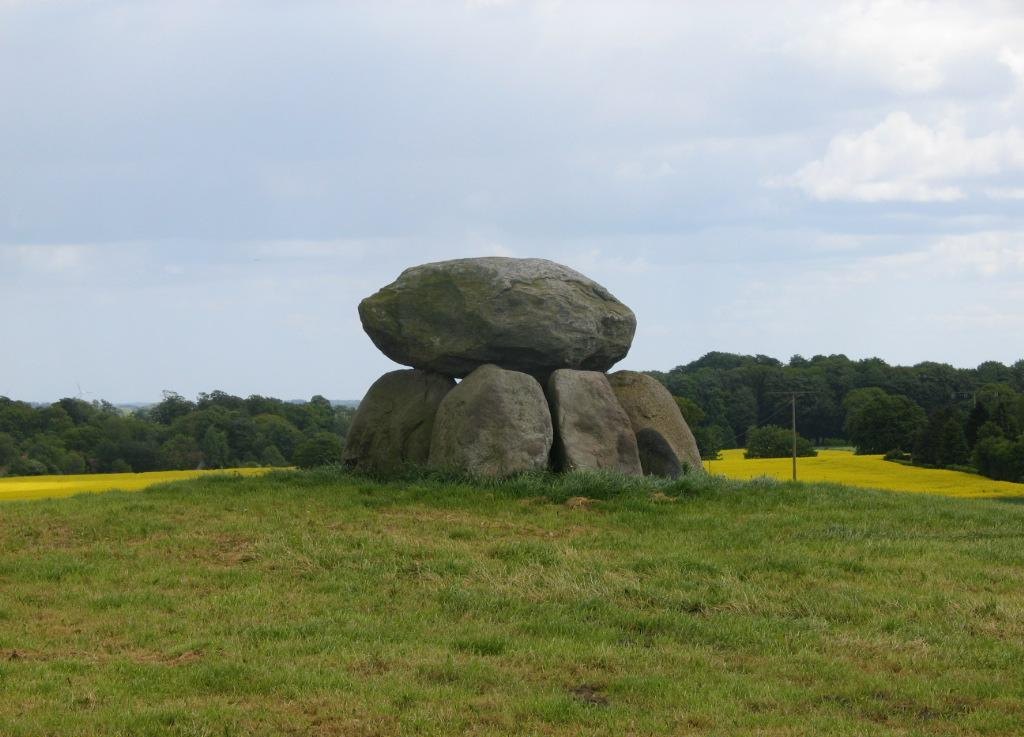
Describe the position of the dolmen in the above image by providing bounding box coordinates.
[344,257,703,479]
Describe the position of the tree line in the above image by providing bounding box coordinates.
[654,352,1024,482]
[0,391,357,476]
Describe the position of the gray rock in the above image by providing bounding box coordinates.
[547,369,642,475]
[607,371,705,474]
[428,364,553,477]
[636,427,682,479]
[359,257,636,377]
[343,369,455,474]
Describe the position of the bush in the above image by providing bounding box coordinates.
[293,433,344,469]
[10,457,48,476]
[744,425,817,459]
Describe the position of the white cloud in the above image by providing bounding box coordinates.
[791,0,1024,94]
[843,231,1024,280]
[927,231,1024,277]
[1001,46,1024,84]
[778,112,1024,201]
[985,187,1024,200]
[3,244,94,273]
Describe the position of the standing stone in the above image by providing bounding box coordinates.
[359,257,637,377]
[429,365,553,477]
[636,428,683,479]
[608,371,705,474]
[343,369,455,474]
[547,369,642,475]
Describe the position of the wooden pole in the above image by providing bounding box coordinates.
[791,393,797,482]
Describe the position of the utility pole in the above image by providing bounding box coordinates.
[791,393,797,482]
[768,390,816,482]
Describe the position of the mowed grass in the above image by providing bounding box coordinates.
[708,449,1024,499]
[1,470,1023,736]
[0,468,275,502]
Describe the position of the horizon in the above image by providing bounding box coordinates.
[9,349,1022,406]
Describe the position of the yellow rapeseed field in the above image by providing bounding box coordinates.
[0,467,275,502]
[707,448,1024,499]
[3,453,1022,502]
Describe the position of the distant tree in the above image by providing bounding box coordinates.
[201,427,231,469]
[149,391,196,425]
[305,395,336,432]
[293,432,343,469]
[11,457,48,476]
[1011,360,1024,393]
[673,396,705,425]
[121,440,160,473]
[159,435,202,470]
[24,434,69,474]
[844,388,926,454]
[936,417,970,467]
[333,406,358,438]
[253,414,304,459]
[977,421,1005,442]
[745,425,816,459]
[0,432,18,472]
[693,425,728,460]
[973,436,1024,482]
[60,452,87,475]
[56,397,96,425]
[915,408,969,467]
[260,444,288,467]
[965,402,990,448]
[976,361,1012,385]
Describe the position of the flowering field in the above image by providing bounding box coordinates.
[0,467,274,502]
[707,448,1024,499]
[4,452,1023,503]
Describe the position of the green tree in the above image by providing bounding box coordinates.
[201,427,231,469]
[936,418,970,467]
[260,444,288,467]
[673,396,705,425]
[0,432,18,472]
[159,435,202,470]
[149,391,196,425]
[844,388,926,454]
[293,432,342,469]
[253,414,304,459]
[915,408,969,467]
[973,436,1024,482]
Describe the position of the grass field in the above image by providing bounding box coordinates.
[0,468,275,502]
[707,449,1024,499]
[1,469,1023,735]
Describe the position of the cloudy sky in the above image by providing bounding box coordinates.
[3,0,1023,402]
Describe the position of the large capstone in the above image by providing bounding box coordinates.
[342,369,455,474]
[547,369,642,475]
[428,364,553,477]
[636,427,683,479]
[359,257,636,377]
[607,371,705,474]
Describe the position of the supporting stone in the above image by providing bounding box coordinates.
[428,364,553,477]
[343,369,455,474]
[547,369,642,475]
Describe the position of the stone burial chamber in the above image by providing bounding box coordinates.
[345,256,703,479]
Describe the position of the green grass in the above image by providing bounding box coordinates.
[1,469,1023,736]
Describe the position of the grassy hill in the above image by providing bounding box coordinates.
[1,470,1023,736]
